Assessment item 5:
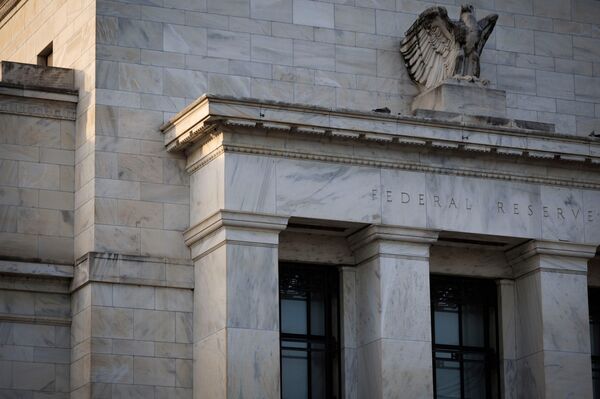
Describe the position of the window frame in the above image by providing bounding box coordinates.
[590,287,600,399]
[279,263,341,399]
[430,274,500,399]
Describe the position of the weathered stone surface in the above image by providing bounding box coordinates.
[411,79,507,118]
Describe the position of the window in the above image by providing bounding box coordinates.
[591,288,600,399]
[431,275,499,399]
[279,264,340,399]
[37,42,53,67]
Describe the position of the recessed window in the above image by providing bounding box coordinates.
[37,42,53,67]
[590,288,600,399]
[279,264,340,399]
[431,275,500,399]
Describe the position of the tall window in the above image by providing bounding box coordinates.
[279,264,340,399]
[431,275,499,399]
[590,287,600,399]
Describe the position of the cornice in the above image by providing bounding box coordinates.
[348,225,439,251]
[162,95,600,168]
[506,240,598,265]
[0,0,22,26]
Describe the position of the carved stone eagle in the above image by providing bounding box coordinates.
[400,5,498,90]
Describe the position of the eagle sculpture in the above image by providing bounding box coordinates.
[400,5,498,90]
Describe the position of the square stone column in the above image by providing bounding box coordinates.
[184,210,288,399]
[507,240,597,399]
[348,226,438,398]
[497,279,517,399]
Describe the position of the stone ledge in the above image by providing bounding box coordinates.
[0,259,73,279]
[0,61,75,91]
[71,252,194,291]
[161,94,600,166]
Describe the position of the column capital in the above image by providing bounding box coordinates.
[348,225,439,263]
[184,210,289,258]
[506,240,597,278]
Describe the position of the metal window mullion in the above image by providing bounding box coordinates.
[458,284,465,399]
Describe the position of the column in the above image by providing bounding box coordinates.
[497,279,517,399]
[348,225,438,398]
[507,240,596,399]
[340,266,358,399]
[184,210,288,399]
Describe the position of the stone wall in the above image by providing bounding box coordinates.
[0,0,97,260]
[0,62,77,264]
[0,261,72,398]
[93,0,600,136]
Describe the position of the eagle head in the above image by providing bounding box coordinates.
[460,4,474,14]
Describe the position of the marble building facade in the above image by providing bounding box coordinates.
[0,0,600,398]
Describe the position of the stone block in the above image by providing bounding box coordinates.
[155,288,193,312]
[207,29,251,61]
[134,309,175,342]
[134,357,176,386]
[0,160,19,186]
[175,359,193,387]
[175,312,193,344]
[251,35,293,65]
[0,205,17,233]
[534,31,572,58]
[12,361,56,390]
[537,71,574,100]
[496,27,534,54]
[335,45,376,75]
[113,285,155,309]
[251,0,292,22]
[293,40,334,71]
[207,0,249,17]
[19,162,60,190]
[117,154,163,183]
[411,79,507,118]
[293,0,334,28]
[95,225,140,254]
[91,306,134,339]
[375,10,413,37]
[155,342,193,359]
[118,63,163,95]
[112,339,154,356]
[163,68,207,99]
[497,65,536,94]
[141,228,190,259]
[272,21,313,40]
[118,19,163,50]
[164,24,207,55]
[574,37,600,63]
[91,354,134,384]
[334,5,375,33]
[207,74,251,98]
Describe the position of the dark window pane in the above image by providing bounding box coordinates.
[311,292,325,336]
[436,358,461,399]
[591,321,600,357]
[463,353,486,399]
[462,304,485,347]
[311,349,326,399]
[435,310,460,345]
[281,299,307,334]
[282,350,308,399]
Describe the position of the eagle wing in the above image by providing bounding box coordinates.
[400,6,459,89]
[477,14,498,55]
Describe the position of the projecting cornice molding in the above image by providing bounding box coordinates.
[161,95,600,169]
[0,0,22,25]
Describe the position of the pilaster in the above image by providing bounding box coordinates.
[184,210,288,399]
[506,240,597,399]
[348,225,439,398]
